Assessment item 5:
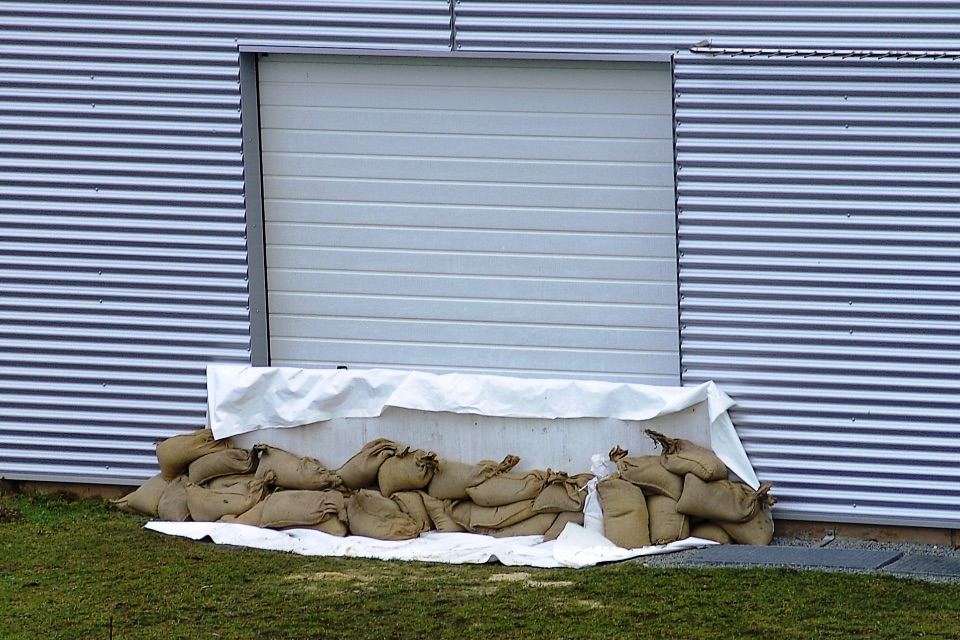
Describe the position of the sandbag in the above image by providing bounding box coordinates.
[475,512,557,538]
[532,471,593,513]
[677,476,771,524]
[391,491,433,534]
[253,444,341,491]
[377,448,438,497]
[295,518,349,537]
[689,521,732,545]
[111,473,170,517]
[717,486,777,545]
[185,476,269,522]
[156,428,234,481]
[597,477,650,549]
[259,489,347,530]
[543,510,585,542]
[465,470,549,507]
[644,429,727,482]
[426,454,520,501]
[204,473,257,491]
[420,493,466,532]
[221,500,266,527]
[157,475,191,522]
[335,438,398,490]
[188,448,258,485]
[609,446,684,500]
[346,489,422,540]
[450,499,537,531]
[646,495,689,545]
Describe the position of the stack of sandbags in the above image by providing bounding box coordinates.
[437,468,591,540]
[594,431,776,549]
[113,429,773,548]
[112,429,349,535]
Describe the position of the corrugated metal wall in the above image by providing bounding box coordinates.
[675,51,960,528]
[454,1,960,53]
[0,2,450,484]
[3,0,960,532]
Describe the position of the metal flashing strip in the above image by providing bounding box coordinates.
[690,45,960,59]
[239,43,672,63]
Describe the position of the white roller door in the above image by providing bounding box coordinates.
[258,54,678,384]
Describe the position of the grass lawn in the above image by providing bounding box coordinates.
[1,491,958,639]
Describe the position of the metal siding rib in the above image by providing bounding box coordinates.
[0,2,450,484]
[675,53,960,528]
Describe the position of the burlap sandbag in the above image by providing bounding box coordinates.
[221,500,266,526]
[426,454,520,501]
[253,444,341,491]
[377,448,438,497]
[450,499,536,531]
[185,475,269,522]
[335,438,398,490]
[295,518,349,537]
[646,494,689,545]
[532,471,593,513]
[677,476,770,524]
[188,448,258,485]
[420,493,466,532]
[157,475,191,522]
[465,470,549,507]
[156,428,234,481]
[609,446,684,500]
[346,489,422,540]
[644,429,727,482]
[597,477,650,549]
[689,521,732,544]
[111,473,169,516]
[543,510,585,542]
[391,491,433,534]
[203,473,257,491]
[258,489,347,530]
[717,486,776,545]
[475,512,557,538]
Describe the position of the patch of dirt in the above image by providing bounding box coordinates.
[488,572,532,582]
[0,506,23,523]
[285,571,359,582]
[570,599,604,609]
[525,580,573,588]
[488,573,574,589]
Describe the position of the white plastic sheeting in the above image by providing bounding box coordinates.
[145,520,716,569]
[205,365,757,488]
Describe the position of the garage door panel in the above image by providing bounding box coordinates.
[267,223,675,258]
[267,202,677,235]
[262,58,669,93]
[268,269,675,304]
[264,130,673,163]
[269,292,675,329]
[271,337,680,378]
[261,80,672,115]
[260,55,679,384]
[262,153,674,188]
[259,107,671,139]
[268,247,680,281]
[271,316,673,351]
[264,176,674,210]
